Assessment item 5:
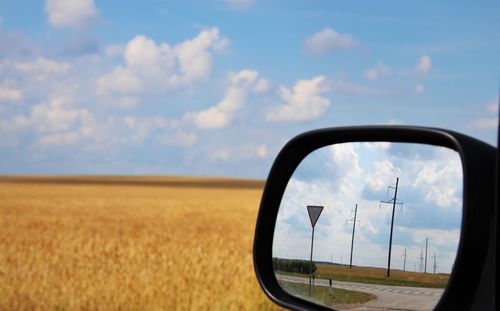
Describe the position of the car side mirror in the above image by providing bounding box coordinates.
[253,126,496,310]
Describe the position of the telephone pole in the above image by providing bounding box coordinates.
[403,248,407,271]
[419,248,424,272]
[380,177,403,277]
[349,204,358,269]
[433,252,437,274]
[424,238,429,273]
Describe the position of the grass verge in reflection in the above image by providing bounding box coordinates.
[278,280,375,307]
[276,262,449,289]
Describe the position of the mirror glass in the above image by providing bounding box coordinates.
[273,142,462,310]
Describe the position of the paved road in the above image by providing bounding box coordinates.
[276,274,444,311]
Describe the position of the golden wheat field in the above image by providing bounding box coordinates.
[0,177,281,310]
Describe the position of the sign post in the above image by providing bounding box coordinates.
[307,205,324,296]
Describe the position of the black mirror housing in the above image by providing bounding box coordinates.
[253,126,496,310]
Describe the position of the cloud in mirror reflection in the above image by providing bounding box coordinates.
[273,142,462,273]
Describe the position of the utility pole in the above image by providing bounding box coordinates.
[433,252,437,274]
[419,248,424,272]
[403,248,407,271]
[348,204,358,269]
[380,177,403,277]
[424,238,429,273]
[414,262,416,272]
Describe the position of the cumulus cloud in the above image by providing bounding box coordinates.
[0,87,22,102]
[275,142,462,271]
[13,95,93,134]
[364,62,391,81]
[329,143,362,178]
[187,69,265,129]
[252,78,272,94]
[413,161,462,208]
[96,28,228,95]
[363,159,401,199]
[304,28,356,54]
[105,44,125,57]
[414,55,432,75]
[45,0,98,28]
[266,76,331,122]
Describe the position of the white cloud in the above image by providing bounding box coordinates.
[116,96,139,108]
[275,142,462,271]
[365,159,401,195]
[364,62,391,81]
[45,0,98,28]
[187,69,264,129]
[304,28,356,54]
[414,55,432,75]
[413,161,462,208]
[38,126,93,146]
[256,144,268,158]
[414,83,424,94]
[252,78,272,94]
[0,87,22,102]
[329,143,362,178]
[105,44,125,57]
[266,76,331,122]
[210,147,231,161]
[206,143,270,162]
[14,95,93,133]
[380,120,404,126]
[13,57,71,74]
[97,28,227,95]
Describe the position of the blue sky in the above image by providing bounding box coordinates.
[0,0,499,177]
[273,142,462,273]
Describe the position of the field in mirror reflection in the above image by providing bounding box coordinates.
[273,142,462,310]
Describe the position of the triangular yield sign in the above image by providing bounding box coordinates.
[307,205,323,227]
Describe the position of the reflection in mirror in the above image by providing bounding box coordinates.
[273,142,462,310]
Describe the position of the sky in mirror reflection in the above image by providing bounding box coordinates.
[273,142,462,274]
